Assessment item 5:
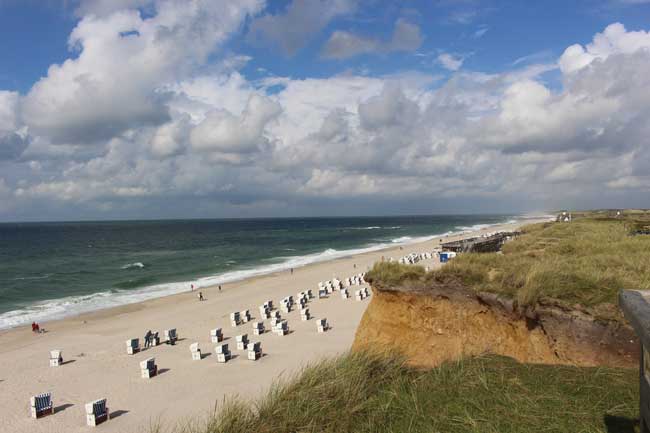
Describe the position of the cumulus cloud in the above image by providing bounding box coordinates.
[247,0,357,56]
[190,94,281,160]
[321,18,422,59]
[559,23,650,74]
[22,0,263,144]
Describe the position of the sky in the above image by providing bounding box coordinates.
[1,0,650,221]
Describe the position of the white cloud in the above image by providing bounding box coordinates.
[437,52,464,71]
[190,94,281,158]
[321,18,422,59]
[247,0,357,56]
[22,0,263,144]
[559,23,650,74]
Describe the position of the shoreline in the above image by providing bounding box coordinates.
[0,215,548,332]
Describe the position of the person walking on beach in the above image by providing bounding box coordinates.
[144,330,152,348]
[198,291,204,301]
[191,284,194,291]
[290,268,294,275]
[218,285,222,292]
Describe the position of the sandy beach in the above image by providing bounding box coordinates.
[0,219,544,433]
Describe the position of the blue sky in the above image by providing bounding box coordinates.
[1,0,650,221]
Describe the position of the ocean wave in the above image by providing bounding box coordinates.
[0,218,524,330]
[121,262,145,270]
[12,274,51,281]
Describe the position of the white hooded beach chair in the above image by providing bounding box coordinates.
[252,321,265,335]
[259,305,270,319]
[355,290,363,301]
[125,338,140,355]
[164,328,177,345]
[85,398,109,426]
[241,309,251,323]
[236,334,249,350]
[300,308,311,321]
[247,341,262,361]
[317,318,329,333]
[215,343,231,363]
[30,392,54,418]
[273,320,289,336]
[210,328,223,343]
[49,349,63,367]
[140,357,158,378]
[190,342,201,360]
[341,288,349,299]
[230,311,241,327]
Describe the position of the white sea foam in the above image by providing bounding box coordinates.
[0,217,524,330]
[121,262,145,269]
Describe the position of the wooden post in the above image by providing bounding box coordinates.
[619,290,650,433]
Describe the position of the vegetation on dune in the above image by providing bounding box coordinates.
[367,215,650,314]
[159,351,638,433]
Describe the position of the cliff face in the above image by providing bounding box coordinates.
[353,286,638,368]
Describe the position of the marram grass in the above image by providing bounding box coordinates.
[158,351,638,433]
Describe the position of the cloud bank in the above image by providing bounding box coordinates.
[1,5,650,220]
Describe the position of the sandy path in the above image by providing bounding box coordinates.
[0,219,543,433]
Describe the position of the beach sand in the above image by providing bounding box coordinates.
[0,219,544,433]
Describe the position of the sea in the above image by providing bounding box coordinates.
[0,214,540,330]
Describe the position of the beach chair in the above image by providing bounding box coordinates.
[341,288,349,299]
[272,310,281,319]
[215,343,231,363]
[307,289,314,299]
[259,305,270,319]
[300,308,310,321]
[30,392,54,418]
[318,288,327,298]
[247,341,262,361]
[317,318,329,333]
[355,290,363,301]
[252,321,265,335]
[230,311,241,327]
[126,338,140,355]
[85,398,109,426]
[49,349,63,367]
[273,320,289,336]
[236,334,249,350]
[190,342,201,360]
[363,287,370,298]
[241,309,251,323]
[210,328,223,343]
[140,357,158,378]
[164,328,177,345]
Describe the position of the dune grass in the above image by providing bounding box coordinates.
[161,351,638,433]
[367,216,650,316]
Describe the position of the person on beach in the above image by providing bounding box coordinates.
[198,291,204,301]
[218,285,222,292]
[31,322,37,332]
[290,268,293,275]
[144,330,152,348]
[191,284,194,291]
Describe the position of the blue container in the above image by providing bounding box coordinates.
[439,253,449,263]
